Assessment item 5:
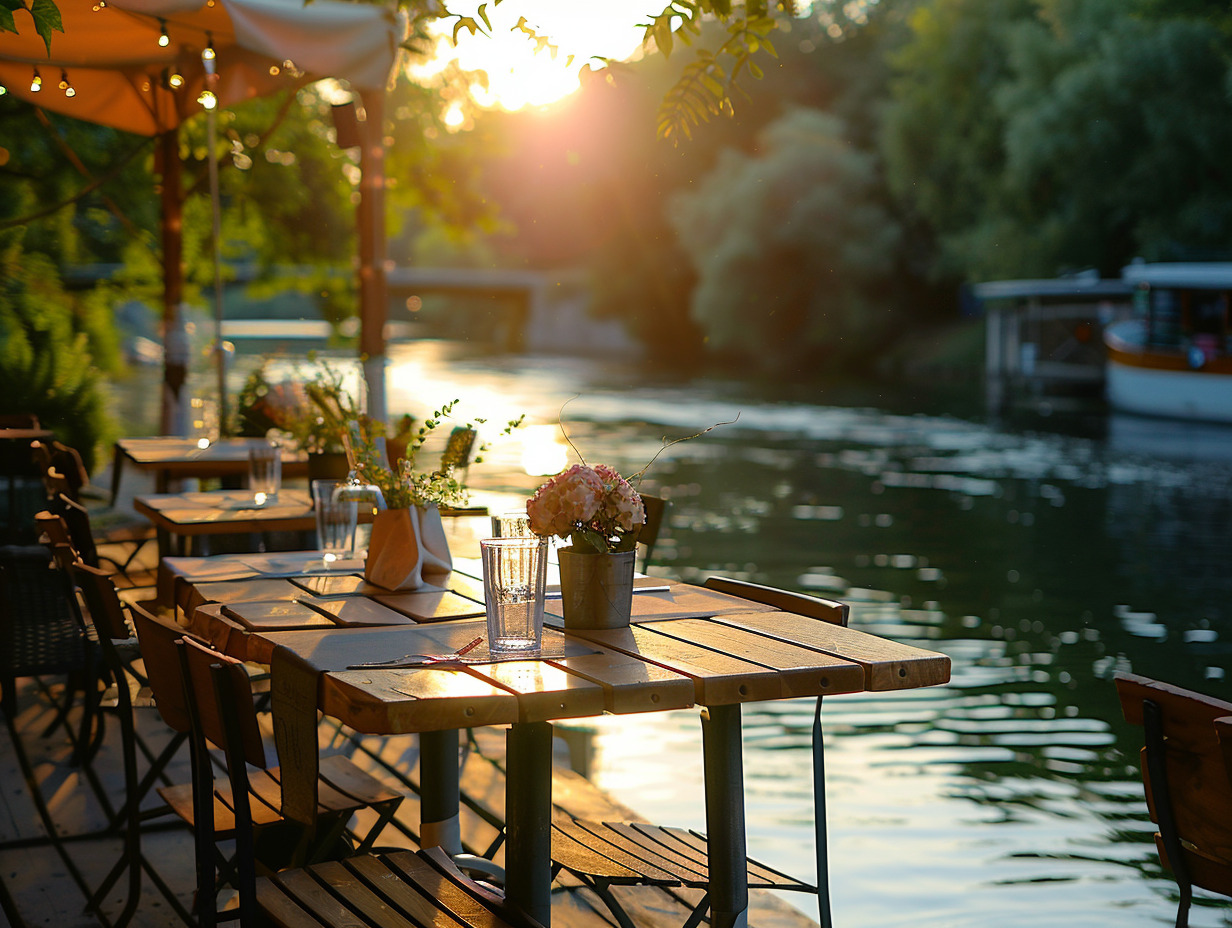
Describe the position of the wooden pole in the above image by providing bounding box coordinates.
[159,128,188,436]
[357,89,387,423]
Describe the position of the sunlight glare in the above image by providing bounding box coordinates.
[521,425,569,476]
[411,1,653,112]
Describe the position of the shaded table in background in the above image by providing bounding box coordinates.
[110,436,309,501]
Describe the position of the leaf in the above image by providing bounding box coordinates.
[0,7,16,35]
[476,2,490,31]
[30,0,62,54]
[748,59,763,80]
[451,16,478,43]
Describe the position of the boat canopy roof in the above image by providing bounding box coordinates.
[972,276,1131,301]
[1122,262,1232,290]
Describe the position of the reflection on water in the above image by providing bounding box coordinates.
[180,340,1232,926]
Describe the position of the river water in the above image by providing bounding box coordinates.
[149,338,1232,926]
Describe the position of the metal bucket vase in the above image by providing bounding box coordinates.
[558,548,635,629]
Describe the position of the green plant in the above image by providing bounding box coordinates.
[0,243,111,471]
[349,400,523,510]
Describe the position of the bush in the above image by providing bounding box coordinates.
[0,242,112,473]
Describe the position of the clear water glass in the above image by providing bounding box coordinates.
[312,478,357,558]
[480,536,549,653]
[247,440,281,504]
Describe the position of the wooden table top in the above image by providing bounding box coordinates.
[115,436,309,475]
[135,488,321,536]
[172,553,952,736]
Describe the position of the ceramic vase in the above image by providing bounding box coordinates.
[364,505,452,591]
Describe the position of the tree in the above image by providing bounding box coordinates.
[669,107,901,372]
[881,0,1232,281]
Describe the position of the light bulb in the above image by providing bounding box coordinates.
[197,89,217,110]
[168,71,184,89]
[58,70,68,90]
[202,34,216,61]
[0,84,7,96]
[158,20,169,47]
[30,69,41,92]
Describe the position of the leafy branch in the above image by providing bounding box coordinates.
[1,0,62,55]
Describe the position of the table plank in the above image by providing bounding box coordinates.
[372,589,487,623]
[637,617,867,698]
[711,612,952,691]
[560,623,843,704]
[466,660,608,723]
[322,669,519,734]
[292,574,386,598]
[546,584,779,624]
[306,598,416,628]
[546,649,695,715]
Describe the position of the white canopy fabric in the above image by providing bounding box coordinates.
[0,0,403,135]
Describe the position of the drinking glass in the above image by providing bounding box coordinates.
[312,479,358,558]
[480,536,549,653]
[247,440,281,504]
[490,509,531,538]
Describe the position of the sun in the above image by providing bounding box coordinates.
[410,1,654,115]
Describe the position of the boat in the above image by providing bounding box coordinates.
[1104,262,1232,422]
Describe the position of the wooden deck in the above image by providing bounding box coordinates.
[0,672,819,928]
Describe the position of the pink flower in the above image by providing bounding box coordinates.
[527,464,603,538]
[528,462,644,549]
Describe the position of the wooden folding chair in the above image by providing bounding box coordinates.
[544,578,839,928]
[179,636,543,928]
[68,559,197,926]
[129,606,404,925]
[636,493,671,572]
[1117,672,1232,927]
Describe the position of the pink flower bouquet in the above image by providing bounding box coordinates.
[526,463,645,553]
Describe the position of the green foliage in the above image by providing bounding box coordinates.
[0,242,110,472]
[882,0,1232,280]
[669,107,901,371]
[1,0,61,53]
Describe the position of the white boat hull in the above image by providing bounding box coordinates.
[1105,319,1232,422]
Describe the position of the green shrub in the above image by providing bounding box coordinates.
[0,243,112,473]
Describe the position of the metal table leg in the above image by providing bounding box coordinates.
[419,728,463,854]
[505,720,553,927]
[702,703,748,928]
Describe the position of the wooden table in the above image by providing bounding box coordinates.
[110,436,309,501]
[134,488,324,557]
[136,489,490,559]
[170,553,951,928]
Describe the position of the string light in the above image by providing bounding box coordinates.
[202,33,216,61]
[59,69,75,97]
[30,68,41,92]
[168,71,184,89]
[0,84,7,96]
[197,89,217,110]
[158,18,169,47]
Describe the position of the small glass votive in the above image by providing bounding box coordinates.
[312,479,357,559]
[247,440,281,504]
[480,536,549,653]
[490,509,532,538]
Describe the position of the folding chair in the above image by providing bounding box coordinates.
[130,605,404,924]
[546,577,845,928]
[0,544,105,909]
[1116,671,1232,927]
[180,635,543,928]
[69,559,196,927]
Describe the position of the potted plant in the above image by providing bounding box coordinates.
[526,463,646,629]
[347,400,523,591]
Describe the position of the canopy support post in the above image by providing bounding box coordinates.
[357,88,388,423]
[158,127,189,437]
